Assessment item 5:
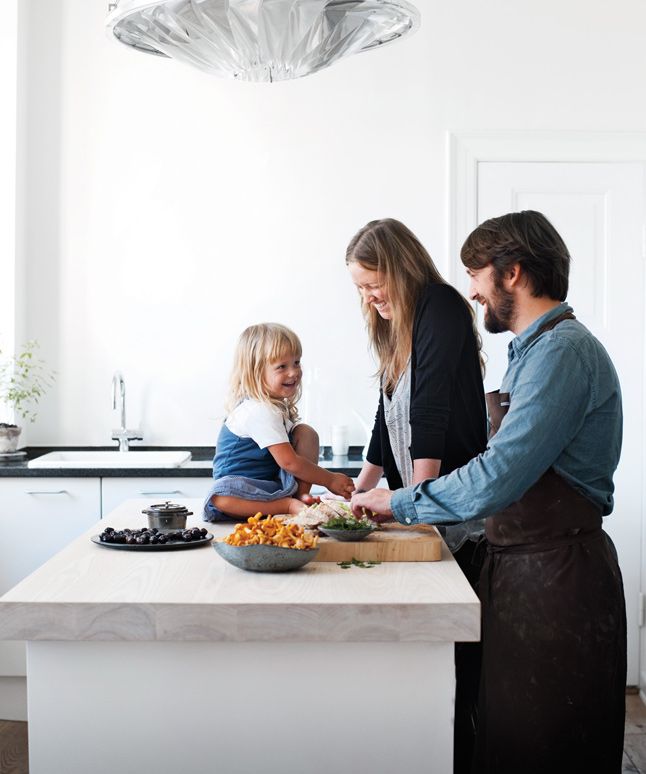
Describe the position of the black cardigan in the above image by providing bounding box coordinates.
[366,283,487,489]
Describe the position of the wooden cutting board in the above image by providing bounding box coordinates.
[316,523,443,562]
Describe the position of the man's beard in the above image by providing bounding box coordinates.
[483,279,515,333]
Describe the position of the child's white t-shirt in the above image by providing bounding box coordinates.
[225,399,298,449]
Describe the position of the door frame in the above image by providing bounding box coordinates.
[447,130,646,690]
[447,130,646,287]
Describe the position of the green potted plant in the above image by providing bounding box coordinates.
[0,340,55,453]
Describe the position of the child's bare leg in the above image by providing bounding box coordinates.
[211,495,304,518]
[291,423,320,503]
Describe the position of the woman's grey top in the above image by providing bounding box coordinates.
[383,361,414,489]
[383,361,483,553]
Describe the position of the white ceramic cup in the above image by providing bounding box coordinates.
[331,424,349,456]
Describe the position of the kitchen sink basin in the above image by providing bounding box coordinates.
[28,451,192,469]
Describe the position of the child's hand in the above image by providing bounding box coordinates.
[327,473,355,499]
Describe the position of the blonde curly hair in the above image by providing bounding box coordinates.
[226,323,302,423]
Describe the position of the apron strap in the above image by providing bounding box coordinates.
[485,310,576,436]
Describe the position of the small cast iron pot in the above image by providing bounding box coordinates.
[142,501,193,533]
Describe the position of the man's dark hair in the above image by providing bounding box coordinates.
[460,210,570,301]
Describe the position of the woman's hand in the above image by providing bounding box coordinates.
[351,489,394,522]
[327,472,355,499]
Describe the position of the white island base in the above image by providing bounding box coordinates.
[29,640,453,773]
[0,499,478,774]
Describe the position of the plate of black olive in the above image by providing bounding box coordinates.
[92,526,214,551]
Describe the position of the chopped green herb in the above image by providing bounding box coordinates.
[323,512,376,531]
[336,557,382,569]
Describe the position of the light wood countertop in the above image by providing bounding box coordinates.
[0,498,480,643]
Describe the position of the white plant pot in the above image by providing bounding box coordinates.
[0,425,22,453]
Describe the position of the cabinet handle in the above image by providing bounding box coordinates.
[138,490,182,496]
[25,489,69,495]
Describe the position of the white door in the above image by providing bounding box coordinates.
[473,161,644,685]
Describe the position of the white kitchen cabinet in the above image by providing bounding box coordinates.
[100,477,210,518]
[0,477,101,684]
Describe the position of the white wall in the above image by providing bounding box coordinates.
[11,0,646,446]
[0,0,18,422]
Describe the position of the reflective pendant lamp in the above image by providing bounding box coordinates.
[106,0,420,82]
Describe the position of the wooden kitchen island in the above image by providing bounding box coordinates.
[0,498,479,774]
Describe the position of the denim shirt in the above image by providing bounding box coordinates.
[391,303,623,526]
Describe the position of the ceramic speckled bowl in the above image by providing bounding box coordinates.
[212,541,319,572]
[318,526,376,542]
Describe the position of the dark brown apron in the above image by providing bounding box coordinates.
[473,313,627,773]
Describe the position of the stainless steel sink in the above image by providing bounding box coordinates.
[28,451,192,469]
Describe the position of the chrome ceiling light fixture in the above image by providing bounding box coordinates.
[106,0,420,83]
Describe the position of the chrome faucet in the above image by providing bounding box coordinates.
[111,371,142,451]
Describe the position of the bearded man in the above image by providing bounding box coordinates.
[352,210,627,774]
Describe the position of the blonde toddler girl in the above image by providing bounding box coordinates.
[204,323,354,521]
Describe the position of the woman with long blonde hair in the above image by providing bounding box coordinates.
[204,323,354,521]
[346,218,486,774]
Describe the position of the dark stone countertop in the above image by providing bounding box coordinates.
[0,446,365,478]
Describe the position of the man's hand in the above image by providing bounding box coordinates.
[351,488,394,522]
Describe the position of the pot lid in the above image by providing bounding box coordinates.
[142,501,193,516]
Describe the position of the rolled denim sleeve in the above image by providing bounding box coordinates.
[392,336,592,526]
